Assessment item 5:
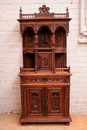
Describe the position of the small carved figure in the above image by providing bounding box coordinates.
[42,57,48,66]
[51,34,55,46]
[34,34,38,47]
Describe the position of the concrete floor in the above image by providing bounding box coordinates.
[0,114,87,130]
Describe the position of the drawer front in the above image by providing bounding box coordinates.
[20,75,70,84]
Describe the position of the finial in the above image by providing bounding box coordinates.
[66,7,68,12]
[19,7,22,13]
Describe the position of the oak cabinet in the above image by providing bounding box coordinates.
[18,5,72,125]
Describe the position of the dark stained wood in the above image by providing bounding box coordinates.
[18,5,72,125]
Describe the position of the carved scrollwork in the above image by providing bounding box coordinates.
[39,5,50,15]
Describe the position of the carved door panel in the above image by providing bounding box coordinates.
[23,28,34,48]
[38,53,52,70]
[26,87,44,116]
[47,87,65,116]
[55,28,66,47]
[38,26,52,47]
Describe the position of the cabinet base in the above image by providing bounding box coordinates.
[20,115,72,125]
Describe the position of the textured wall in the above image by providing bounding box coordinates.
[0,0,87,114]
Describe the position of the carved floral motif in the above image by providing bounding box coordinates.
[39,5,50,15]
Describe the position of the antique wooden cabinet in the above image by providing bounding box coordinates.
[18,5,72,125]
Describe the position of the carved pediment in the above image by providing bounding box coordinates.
[38,5,50,15]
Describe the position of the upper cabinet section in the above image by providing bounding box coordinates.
[17,5,71,35]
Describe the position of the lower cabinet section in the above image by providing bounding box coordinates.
[20,85,71,124]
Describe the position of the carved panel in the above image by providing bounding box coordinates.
[55,28,66,47]
[23,28,34,48]
[47,87,63,115]
[31,93,39,112]
[51,92,60,111]
[38,53,52,70]
[38,26,52,47]
[26,87,44,115]
[21,77,68,84]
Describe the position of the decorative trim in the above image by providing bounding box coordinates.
[66,86,69,116]
[21,87,25,117]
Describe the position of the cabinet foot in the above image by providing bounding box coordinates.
[65,122,70,126]
[21,122,26,126]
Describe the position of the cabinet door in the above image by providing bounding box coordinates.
[47,86,65,116]
[26,87,45,116]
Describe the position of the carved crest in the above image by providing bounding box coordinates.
[38,5,50,15]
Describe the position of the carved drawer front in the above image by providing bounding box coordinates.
[20,75,70,84]
[26,87,44,116]
[47,86,65,116]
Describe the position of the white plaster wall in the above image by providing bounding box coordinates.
[0,0,87,114]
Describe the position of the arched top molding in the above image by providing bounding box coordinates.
[38,25,52,33]
[23,26,34,33]
[20,25,34,35]
[55,26,66,32]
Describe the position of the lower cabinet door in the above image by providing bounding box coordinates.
[25,87,45,116]
[22,86,44,117]
[46,86,65,116]
[21,86,67,119]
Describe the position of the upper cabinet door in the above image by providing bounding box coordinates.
[38,26,52,47]
[55,27,66,48]
[38,53,52,71]
[23,28,35,48]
